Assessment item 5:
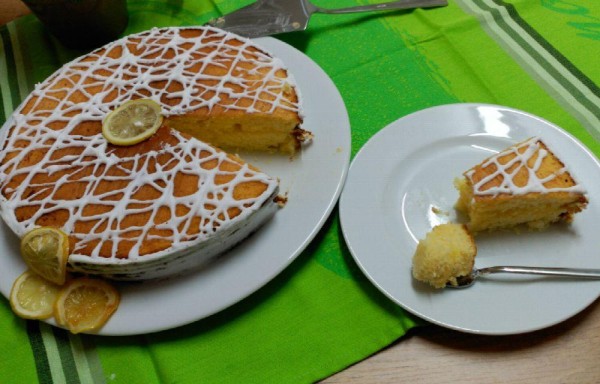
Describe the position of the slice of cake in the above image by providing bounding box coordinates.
[412,224,477,289]
[455,137,588,232]
[0,26,307,280]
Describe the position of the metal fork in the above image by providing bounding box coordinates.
[447,266,600,288]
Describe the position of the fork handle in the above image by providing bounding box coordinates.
[479,266,600,279]
[314,0,447,15]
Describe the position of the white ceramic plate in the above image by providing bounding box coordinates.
[0,37,351,335]
[340,103,600,335]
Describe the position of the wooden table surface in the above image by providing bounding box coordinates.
[2,2,599,383]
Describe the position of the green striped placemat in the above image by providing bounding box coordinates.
[1,0,598,382]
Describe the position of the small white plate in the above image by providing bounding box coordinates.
[340,103,600,335]
[0,37,351,335]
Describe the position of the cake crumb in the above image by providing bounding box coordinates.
[431,205,448,216]
[275,193,288,208]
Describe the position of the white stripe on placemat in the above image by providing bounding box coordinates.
[457,0,600,139]
[40,323,69,384]
[0,34,13,118]
[7,22,29,100]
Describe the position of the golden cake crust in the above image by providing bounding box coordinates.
[468,140,580,200]
[2,125,271,259]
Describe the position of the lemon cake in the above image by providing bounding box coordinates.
[455,137,588,232]
[412,224,477,289]
[0,26,307,280]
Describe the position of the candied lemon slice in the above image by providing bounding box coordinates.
[102,99,163,146]
[54,278,120,334]
[21,227,69,285]
[10,270,61,319]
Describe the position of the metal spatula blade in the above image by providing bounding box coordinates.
[207,0,311,38]
[206,0,448,39]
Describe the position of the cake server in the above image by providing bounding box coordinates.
[447,266,600,289]
[206,0,448,38]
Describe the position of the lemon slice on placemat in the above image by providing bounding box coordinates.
[20,227,69,285]
[54,278,120,334]
[10,270,61,319]
[102,99,163,146]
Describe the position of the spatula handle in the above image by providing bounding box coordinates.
[314,0,447,15]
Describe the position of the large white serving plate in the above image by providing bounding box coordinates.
[0,37,351,335]
[340,103,600,335]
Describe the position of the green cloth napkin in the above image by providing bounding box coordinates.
[1,0,598,383]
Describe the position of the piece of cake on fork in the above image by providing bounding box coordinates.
[454,137,588,232]
[412,223,477,289]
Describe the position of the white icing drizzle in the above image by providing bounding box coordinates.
[0,26,298,260]
[467,137,586,197]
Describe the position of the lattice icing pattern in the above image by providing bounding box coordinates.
[34,26,300,118]
[0,26,290,263]
[466,137,586,197]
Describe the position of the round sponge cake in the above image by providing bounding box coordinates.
[0,27,305,280]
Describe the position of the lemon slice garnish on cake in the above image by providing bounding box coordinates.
[54,278,120,334]
[102,99,163,146]
[20,227,70,285]
[10,270,61,319]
